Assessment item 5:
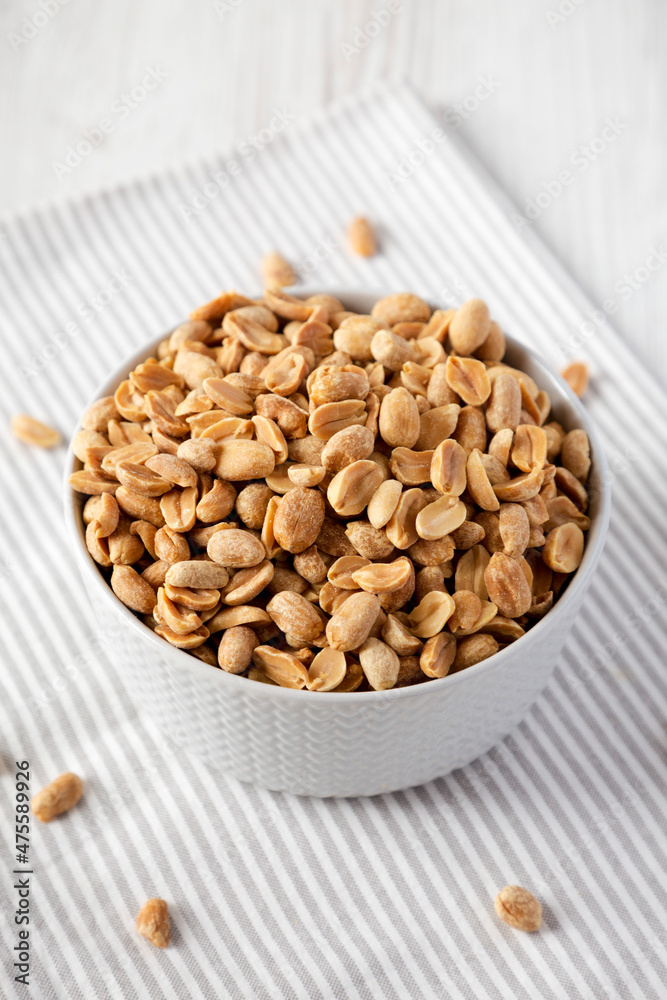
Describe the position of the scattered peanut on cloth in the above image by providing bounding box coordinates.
[347,216,377,257]
[70,290,592,691]
[11,414,61,448]
[136,898,171,948]
[560,360,590,397]
[30,773,83,822]
[261,252,296,290]
[494,885,543,932]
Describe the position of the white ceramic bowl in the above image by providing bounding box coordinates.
[65,291,610,798]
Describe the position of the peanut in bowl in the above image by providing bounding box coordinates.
[65,289,610,797]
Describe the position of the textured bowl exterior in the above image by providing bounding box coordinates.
[65,290,611,798]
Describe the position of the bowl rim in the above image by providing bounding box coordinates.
[64,288,611,704]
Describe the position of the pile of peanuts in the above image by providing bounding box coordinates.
[70,290,592,692]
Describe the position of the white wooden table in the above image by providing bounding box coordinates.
[1,0,665,380]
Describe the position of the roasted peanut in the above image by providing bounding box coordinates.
[328,460,384,517]
[409,592,455,637]
[307,647,348,691]
[31,772,83,822]
[309,399,366,440]
[420,633,457,678]
[321,424,375,472]
[266,591,323,644]
[415,496,466,540]
[484,553,532,618]
[474,321,505,362]
[511,425,547,473]
[222,561,274,604]
[447,591,483,634]
[165,560,229,589]
[416,403,460,450]
[262,251,296,289]
[485,372,521,433]
[111,565,157,613]
[136,898,171,948]
[560,429,591,483]
[326,591,380,651]
[452,404,487,454]
[542,523,585,573]
[371,330,416,371]
[494,886,542,932]
[351,557,412,594]
[379,388,420,448]
[372,293,430,327]
[347,216,377,257]
[454,633,499,669]
[215,439,276,481]
[466,449,500,511]
[358,638,400,690]
[208,529,266,568]
[445,356,491,406]
[448,298,491,355]
[12,414,62,448]
[561,361,589,397]
[273,487,325,553]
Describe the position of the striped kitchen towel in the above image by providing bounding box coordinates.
[0,81,665,1000]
